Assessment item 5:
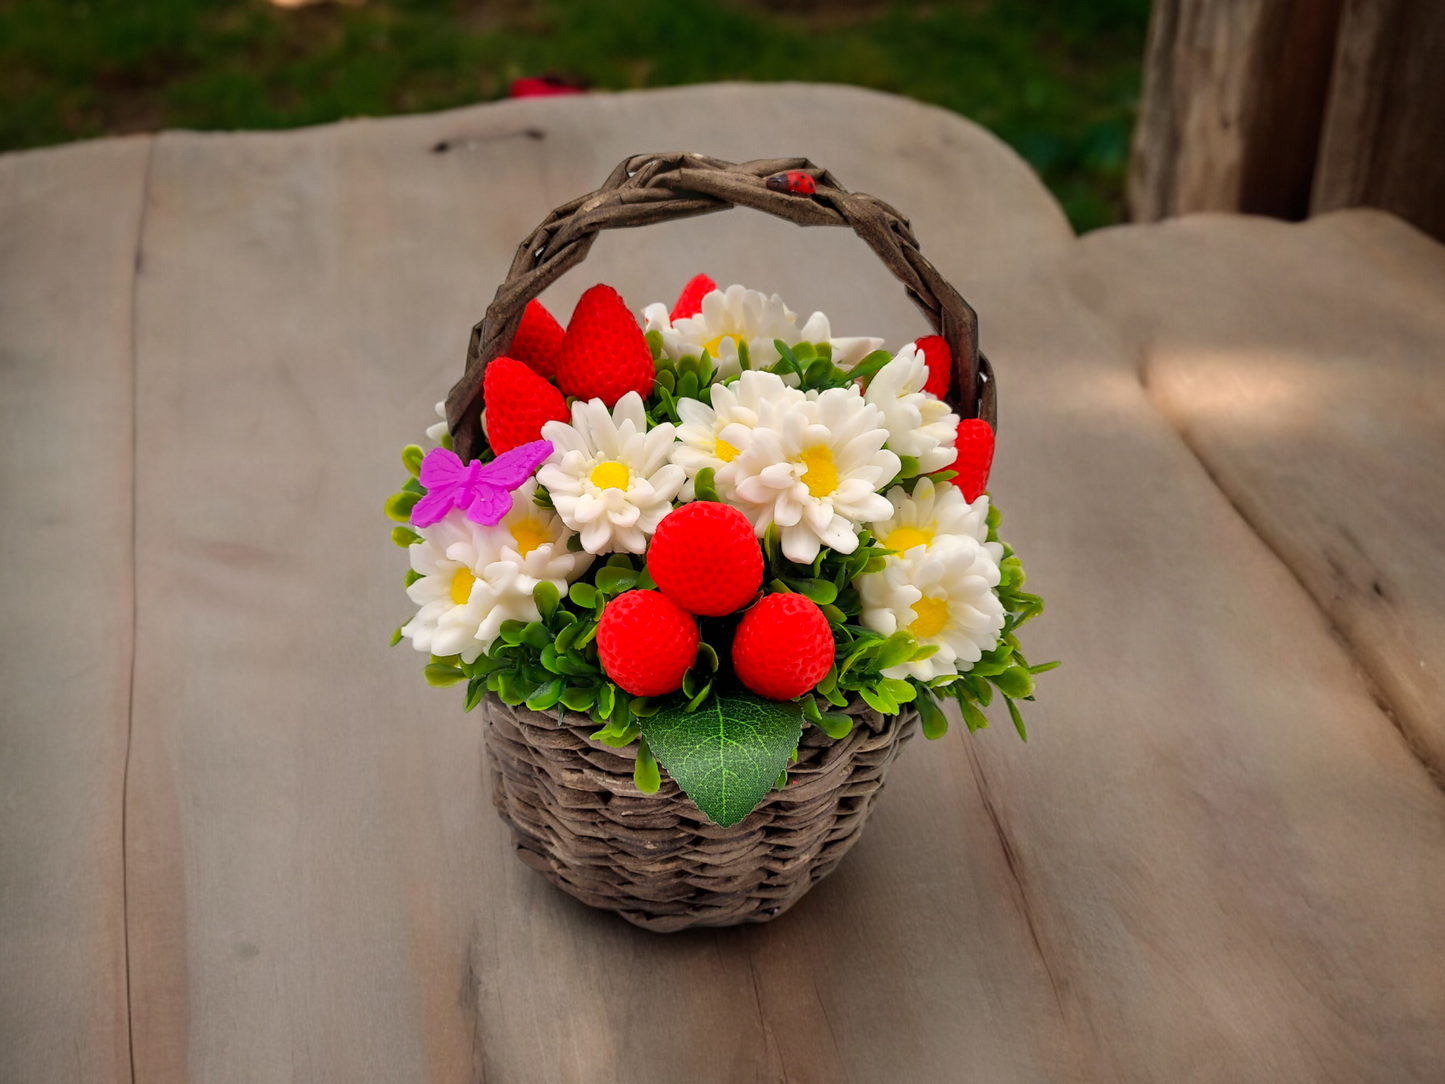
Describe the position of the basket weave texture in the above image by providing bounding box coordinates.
[482,694,919,931]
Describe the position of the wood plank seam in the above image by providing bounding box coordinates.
[1138,357,1445,792]
[120,133,157,1084]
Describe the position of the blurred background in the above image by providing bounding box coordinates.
[0,0,1150,233]
[2,0,1439,239]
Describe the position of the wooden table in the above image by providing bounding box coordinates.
[2,85,1442,1083]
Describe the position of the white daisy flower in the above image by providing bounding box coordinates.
[642,284,883,378]
[537,392,684,555]
[857,534,1005,680]
[865,344,959,473]
[426,401,449,444]
[727,384,901,564]
[872,476,998,560]
[671,370,805,500]
[401,483,592,661]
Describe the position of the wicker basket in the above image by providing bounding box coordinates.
[448,153,996,930]
[483,695,919,931]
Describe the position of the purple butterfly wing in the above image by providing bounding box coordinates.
[465,484,514,527]
[410,489,457,528]
[477,440,554,490]
[418,446,466,490]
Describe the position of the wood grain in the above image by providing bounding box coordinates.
[1076,208,1445,783]
[3,83,1444,1083]
[0,136,150,1083]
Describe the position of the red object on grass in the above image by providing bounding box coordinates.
[598,590,700,697]
[648,502,763,616]
[949,418,995,502]
[509,76,586,99]
[731,593,835,701]
[670,273,717,321]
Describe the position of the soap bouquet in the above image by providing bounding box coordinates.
[386,276,1050,827]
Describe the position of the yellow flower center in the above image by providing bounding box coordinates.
[886,526,934,554]
[450,567,476,606]
[590,461,630,490]
[509,518,549,557]
[714,437,740,463]
[701,333,736,358]
[908,595,949,639]
[799,444,838,498]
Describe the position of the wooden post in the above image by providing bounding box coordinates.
[1129,0,1445,241]
[1311,0,1445,241]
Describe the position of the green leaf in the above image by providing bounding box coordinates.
[401,444,425,477]
[389,626,404,647]
[597,682,616,720]
[1006,697,1028,741]
[847,349,894,385]
[424,663,466,688]
[404,568,422,587]
[693,467,722,503]
[879,677,917,704]
[533,581,561,623]
[391,525,422,547]
[645,329,665,359]
[384,490,420,523]
[785,578,838,605]
[991,665,1036,699]
[858,684,897,715]
[569,582,597,608]
[634,738,662,793]
[526,679,564,712]
[639,690,804,828]
[774,769,789,791]
[464,677,486,712]
[595,566,639,595]
[874,631,918,672]
[814,711,854,740]
[559,685,597,713]
[1028,660,1062,675]
[960,698,989,732]
[917,692,948,739]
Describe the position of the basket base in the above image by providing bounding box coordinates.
[481,695,918,932]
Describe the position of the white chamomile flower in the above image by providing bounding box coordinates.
[537,392,684,555]
[872,476,997,559]
[401,485,591,662]
[426,401,449,444]
[865,344,959,473]
[642,284,883,378]
[727,385,901,564]
[857,534,1005,680]
[671,370,805,500]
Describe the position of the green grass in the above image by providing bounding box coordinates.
[0,0,1149,231]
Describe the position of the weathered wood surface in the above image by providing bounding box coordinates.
[0,137,147,1084]
[1311,0,1445,241]
[1130,0,1445,242]
[1128,0,1344,221]
[1076,207,1445,783]
[2,84,1443,1083]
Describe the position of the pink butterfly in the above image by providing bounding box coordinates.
[410,440,553,528]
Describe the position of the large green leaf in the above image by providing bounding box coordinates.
[640,691,803,828]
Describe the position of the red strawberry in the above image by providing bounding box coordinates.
[948,418,995,502]
[598,590,699,697]
[731,593,834,701]
[648,502,763,616]
[554,284,655,406]
[482,356,569,454]
[670,273,717,321]
[914,335,952,400]
[509,299,565,378]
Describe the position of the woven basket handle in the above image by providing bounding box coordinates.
[446,152,996,462]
